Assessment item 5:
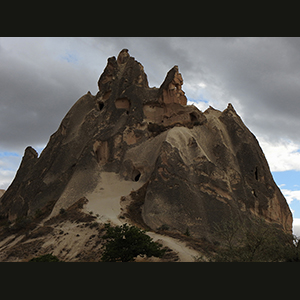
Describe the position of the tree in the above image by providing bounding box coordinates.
[101,223,166,262]
[213,215,298,262]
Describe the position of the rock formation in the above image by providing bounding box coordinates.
[0,49,292,261]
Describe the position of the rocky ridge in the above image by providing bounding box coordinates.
[0,49,292,261]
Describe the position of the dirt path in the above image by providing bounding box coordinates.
[147,231,201,262]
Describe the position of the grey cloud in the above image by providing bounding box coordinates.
[163,37,300,143]
[0,38,101,152]
[1,37,300,156]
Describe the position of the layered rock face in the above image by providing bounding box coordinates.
[0,49,292,241]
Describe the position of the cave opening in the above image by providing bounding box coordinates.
[133,170,141,182]
[98,101,104,111]
[190,112,197,122]
[255,167,258,181]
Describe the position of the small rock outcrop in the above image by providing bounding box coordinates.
[158,65,187,105]
[0,49,292,261]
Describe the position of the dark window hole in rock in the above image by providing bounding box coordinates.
[132,170,141,182]
[255,167,258,181]
[98,101,104,111]
[190,112,197,122]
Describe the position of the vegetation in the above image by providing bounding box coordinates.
[29,253,62,262]
[7,216,34,233]
[212,216,300,262]
[101,223,166,262]
[59,208,66,214]
[157,224,170,231]
[184,227,191,236]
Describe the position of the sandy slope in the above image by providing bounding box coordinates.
[84,172,144,224]
[0,171,203,261]
[83,171,202,261]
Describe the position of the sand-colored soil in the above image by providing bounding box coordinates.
[83,171,203,261]
[84,172,144,225]
[147,231,202,262]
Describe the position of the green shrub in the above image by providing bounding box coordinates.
[101,223,166,262]
[10,216,32,232]
[89,221,99,229]
[59,208,66,214]
[29,254,61,262]
[184,227,191,236]
[157,224,169,231]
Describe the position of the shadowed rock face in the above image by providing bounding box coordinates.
[0,49,292,240]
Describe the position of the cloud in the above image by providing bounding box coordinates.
[257,138,300,172]
[187,99,209,112]
[1,37,300,188]
[293,218,300,237]
[280,189,300,205]
[0,152,21,189]
[0,169,16,189]
[0,37,104,153]
[159,37,300,144]
[2,37,300,150]
[274,186,300,235]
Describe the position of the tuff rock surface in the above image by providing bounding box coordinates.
[0,49,292,260]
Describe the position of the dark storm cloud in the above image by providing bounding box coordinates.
[1,37,300,155]
[0,37,102,152]
[155,37,300,143]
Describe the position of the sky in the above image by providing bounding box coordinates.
[1,37,300,235]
